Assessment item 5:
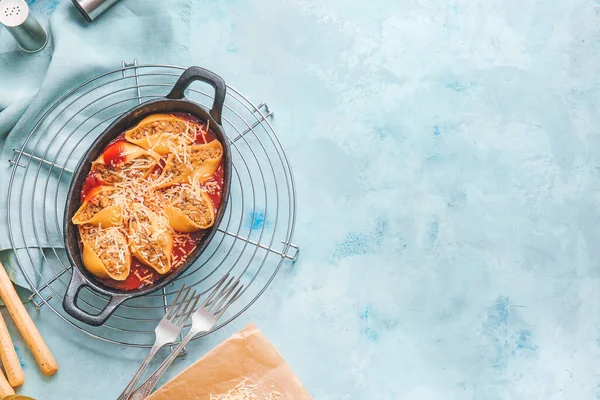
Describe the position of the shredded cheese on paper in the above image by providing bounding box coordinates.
[210,380,282,400]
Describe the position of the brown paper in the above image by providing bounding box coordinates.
[147,323,313,400]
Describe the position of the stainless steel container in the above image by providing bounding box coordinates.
[0,0,48,53]
[71,0,121,22]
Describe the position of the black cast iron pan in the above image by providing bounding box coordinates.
[62,66,232,326]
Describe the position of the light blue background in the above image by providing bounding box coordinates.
[2,0,600,399]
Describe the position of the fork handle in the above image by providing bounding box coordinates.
[129,329,199,400]
[117,344,163,400]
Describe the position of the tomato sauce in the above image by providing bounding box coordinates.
[81,139,130,201]
[80,113,224,291]
[102,140,128,167]
[81,174,103,201]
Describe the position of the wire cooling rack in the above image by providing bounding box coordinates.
[6,60,299,348]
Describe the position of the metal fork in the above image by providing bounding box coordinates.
[117,285,199,400]
[128,274,244,400]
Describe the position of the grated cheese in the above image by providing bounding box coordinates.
[209,379,281,400]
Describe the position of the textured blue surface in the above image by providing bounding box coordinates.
[2,0,600,399]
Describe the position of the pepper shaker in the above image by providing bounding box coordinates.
[71,0,121,22]
[0,0,48,53]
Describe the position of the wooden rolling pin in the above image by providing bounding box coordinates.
[0,369,15,398]
[0,312,24,386]
[0,262,58,376]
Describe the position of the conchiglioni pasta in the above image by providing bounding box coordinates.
[154,139,223,189]
[91,141,160,184]
[74,113,224,290]
[72,186,122,227]
[79,225,131,281]
[164,185,215,233]
[128,205,174,275]
[124,114,197,155]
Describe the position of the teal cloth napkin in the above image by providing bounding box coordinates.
[0,0,193,287]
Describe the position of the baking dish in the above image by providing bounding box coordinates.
[62,66,232,326]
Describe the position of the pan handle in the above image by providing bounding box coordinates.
[166,66,227,125]
[63,268,127,326]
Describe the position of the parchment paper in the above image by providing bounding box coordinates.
[147,323,312,399]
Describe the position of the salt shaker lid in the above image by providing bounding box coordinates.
[0,0,28,27]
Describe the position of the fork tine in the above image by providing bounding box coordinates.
[168,287,191,320]
[174,290,198,326]
[164,284,185,317]
[173,289,195,323]
[216,284,244,319]
[210,280,240,313]
[178,292,200,327]
[207,276,236,309]
[200,274,230,308]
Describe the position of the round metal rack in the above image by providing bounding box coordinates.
[6,61,299,348]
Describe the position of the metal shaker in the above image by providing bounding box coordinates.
[0,0,48,53]
[71,0,121,22]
